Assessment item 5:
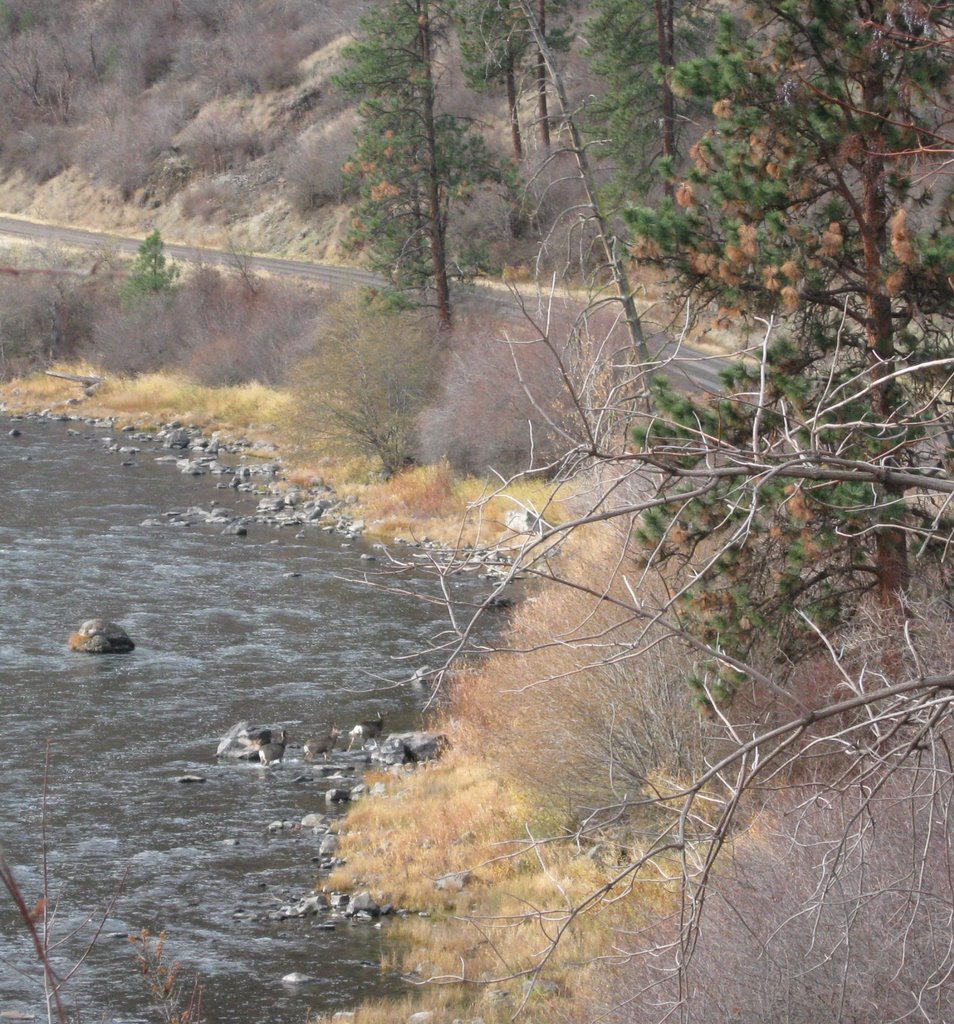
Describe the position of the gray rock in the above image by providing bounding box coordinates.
[281,972,318,986]
[319,834,340,855]
[163,428,193,449]
[296,894,329,915]
[373,732,449,766]
[301,813,326,829]
[325,787,351,804]
[68,619,135,654]
[345,892,381,918]
[407,1014,435,1024]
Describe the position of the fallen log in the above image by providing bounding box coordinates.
[44,369,103,386]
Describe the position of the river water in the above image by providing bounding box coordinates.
[0,415,477,1023]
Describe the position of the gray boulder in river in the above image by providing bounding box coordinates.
[68,619,135,654]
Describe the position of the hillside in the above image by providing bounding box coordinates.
[0,0,589,271]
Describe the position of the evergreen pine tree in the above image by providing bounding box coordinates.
[123,230,179,301]
[337,0,498,327]
[625,1,954,696]
[585,0,706,202]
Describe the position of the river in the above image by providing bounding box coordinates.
[0,414,480,1023]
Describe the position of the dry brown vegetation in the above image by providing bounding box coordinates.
[319,755,669,1024]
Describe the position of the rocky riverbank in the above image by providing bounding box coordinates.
[4,403,526,582]
[1,394,591,1024]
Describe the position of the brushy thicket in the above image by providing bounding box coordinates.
[0,0,328,194]
[452,524,711,821]
[601,777,954,1024]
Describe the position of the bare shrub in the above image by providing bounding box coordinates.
[0,122,71,182]
[603,773,954,1024]
[522,148,606,279]
[0,270,97,378]
[76,86,189,198]
[179,268,315,385]
[288,294,441,476]
[169,4,319,95]
[417,320,573,476]
[283,118,354,213]
[177,107,266,174]
[178,178,244,224]
[90,292,191,374]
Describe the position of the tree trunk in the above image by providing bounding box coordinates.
[506,61,523,160]
[418,0,452,328]
[654,0,675,197]
[861,70,909,610]
[535,0,550,150]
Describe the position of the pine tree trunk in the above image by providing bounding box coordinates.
[861,70,909,610]
[535,0,550,150]
[654,0,675,197]
[506,62,523,160]
[418,0,452,328]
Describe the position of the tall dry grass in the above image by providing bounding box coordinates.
[321,755,672,1024]
[452,522,709,826]
[347,462,563,546]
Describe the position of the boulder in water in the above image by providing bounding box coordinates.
[68,619,135,654]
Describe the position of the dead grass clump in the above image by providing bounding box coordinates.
[324,756,536,911]
[357,462,457,521]
[92,373,292,434]
[322,753,666,1024]
[452,522,708,822]
[348,466,566,547]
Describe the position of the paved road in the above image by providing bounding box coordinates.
[0,213,728,392]
[0,213,385,290]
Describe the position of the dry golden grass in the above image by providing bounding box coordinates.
[450,521,709,820]
[318,752,671,1024]
[348,463,566,546]
[1,368,292,439]
[92,374,293,433]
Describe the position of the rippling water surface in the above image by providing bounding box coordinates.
[0,416,474,1023]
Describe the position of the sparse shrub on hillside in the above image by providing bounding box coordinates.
[283,121,354,213]
[178,178,244,224]
[76,86,191,198]
[289,294,440,476]
[0,0,330,192]
[177,108,266,175]
[0,123,71,183]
